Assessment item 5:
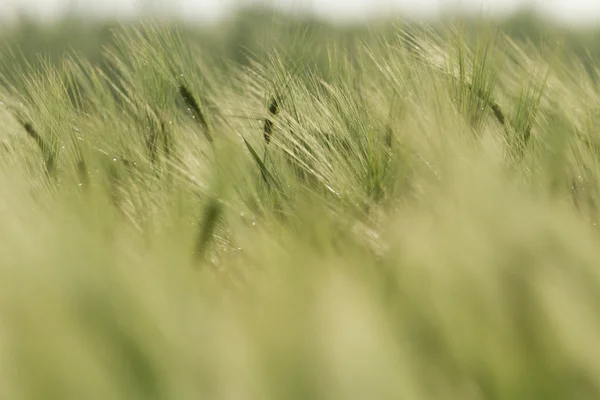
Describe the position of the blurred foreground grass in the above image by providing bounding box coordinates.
[1,13,600,399]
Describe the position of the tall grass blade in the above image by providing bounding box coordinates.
[243,137,275,186]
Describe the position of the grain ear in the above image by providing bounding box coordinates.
[264,95,280,144]
[179,83,212,143]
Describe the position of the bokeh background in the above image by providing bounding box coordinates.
[2,0,600,26]
[3,0,600,67]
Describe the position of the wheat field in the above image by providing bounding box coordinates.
[1,19,600,399]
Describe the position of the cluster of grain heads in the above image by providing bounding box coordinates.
[398,25,551,159]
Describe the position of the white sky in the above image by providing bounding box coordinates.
[1,0,600,26]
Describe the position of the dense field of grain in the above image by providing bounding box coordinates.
[2,15,600,399]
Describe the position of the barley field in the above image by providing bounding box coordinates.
[1,15,600,399]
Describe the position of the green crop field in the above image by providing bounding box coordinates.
[2,12,600,399]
